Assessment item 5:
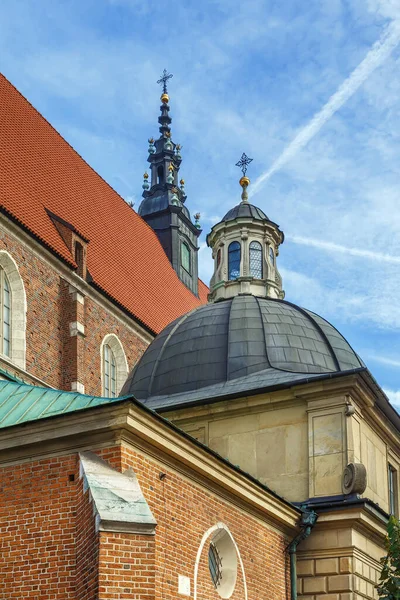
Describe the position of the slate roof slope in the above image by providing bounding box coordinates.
[0,74,208,334]
[122,295,364,400]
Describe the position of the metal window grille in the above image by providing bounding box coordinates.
[228,241,241,280]
[181,242,191,274]
[0,270,11,357]
[249,241,262,279]
[103,344,117,397]
[208,543,222,588]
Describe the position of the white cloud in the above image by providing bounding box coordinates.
[251,18,400,195]
[367,355,400,368]
[383,388,400,408]
[287,235,400,264]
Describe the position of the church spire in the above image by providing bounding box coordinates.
[137,70,201,297]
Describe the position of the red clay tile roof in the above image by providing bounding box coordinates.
[0,74,208,334]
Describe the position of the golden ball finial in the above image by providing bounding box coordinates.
[143,172,149,179]
[239,176,250,203]
[180,178,185,186]
[161,92,169,104]
[168,164,174,172]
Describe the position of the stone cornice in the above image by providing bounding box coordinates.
[0,398,300,534]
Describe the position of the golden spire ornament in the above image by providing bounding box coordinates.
[235,152,253,203]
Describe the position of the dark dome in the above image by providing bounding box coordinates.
[121,296,363,401]
[221,202,269,222]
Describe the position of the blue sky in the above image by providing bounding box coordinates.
[1,0,400,407]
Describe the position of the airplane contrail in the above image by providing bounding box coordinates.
[251,19,400,196]
[288,235,400,264]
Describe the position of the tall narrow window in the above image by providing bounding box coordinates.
[269,246,275,265]
[228,242,241,280]
[75,242,84,278]
[217,248,222,268]
[101,334,128,398]
[249,241,263,279]
[157,165,164,185]
[1,270,11,357]
[103,344,117,398]
[388,464,398,516]
[181,242,191,274]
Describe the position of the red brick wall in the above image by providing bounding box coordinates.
[0,454,79,599]
[76,471,99,599]
[98,533,156,600]
[117,445,289,600]
[0,444,289,599]
[0,227,149,393]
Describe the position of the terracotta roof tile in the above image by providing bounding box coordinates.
[0,74,208,333]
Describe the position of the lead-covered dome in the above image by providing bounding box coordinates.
[121,295,363,402]
[221,202,269,222]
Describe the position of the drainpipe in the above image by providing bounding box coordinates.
[286,508,318,600]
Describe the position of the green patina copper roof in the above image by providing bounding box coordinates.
[0,380,127,429]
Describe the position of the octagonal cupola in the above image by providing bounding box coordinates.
[206,154,284,303]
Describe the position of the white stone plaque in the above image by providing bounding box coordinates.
[178,575,191,596]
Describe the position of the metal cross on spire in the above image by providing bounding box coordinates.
[235,152,253,176]
[157,69,173,94]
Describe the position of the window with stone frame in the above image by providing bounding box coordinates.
[0,252,27,369]
[249,241,263,279]
[0,268,11,357]
[388,464,398,516]
[269,246,275,265]
[181,242,191,274]
[101,334,129,398]
[103,343,117,397]
[228,241,241,280]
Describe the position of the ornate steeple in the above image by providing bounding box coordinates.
[207,154,284,303]
[137,70,201,296]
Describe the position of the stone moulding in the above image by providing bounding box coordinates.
[79,450,157,535]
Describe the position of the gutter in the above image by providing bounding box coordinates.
[286,508,318,600]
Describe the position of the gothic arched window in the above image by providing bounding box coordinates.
[0,252,26,368]
[103,344,117,397]
[101,334,129,398]
[249,241,263,279]
[228,242,241,280]
[181,242,191,274]
[0,269,11,357]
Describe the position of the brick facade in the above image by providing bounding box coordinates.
[0,220,150,394]
[0,441,291,599]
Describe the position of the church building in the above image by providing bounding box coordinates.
[0,71,399,600]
